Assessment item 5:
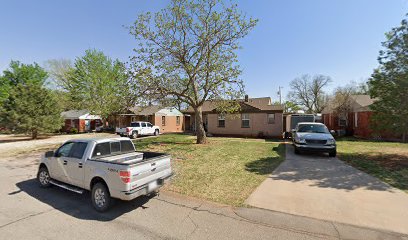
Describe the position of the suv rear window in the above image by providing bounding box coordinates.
[92,140,135,158]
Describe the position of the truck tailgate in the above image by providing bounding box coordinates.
[129,152,171,190]
[116,127,127,133]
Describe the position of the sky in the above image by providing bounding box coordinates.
[1,0,407,101]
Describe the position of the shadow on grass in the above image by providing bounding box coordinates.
[245,143,286,175]
[339,152,408,192]
[15,178,155,221]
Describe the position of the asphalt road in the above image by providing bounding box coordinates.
[0,143,407,239]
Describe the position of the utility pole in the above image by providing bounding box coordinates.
[277,86,283,104]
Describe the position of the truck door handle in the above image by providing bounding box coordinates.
[78,163,83,168]
[151,168,156,172]
[151,162,156,166]
[63,160,67,165]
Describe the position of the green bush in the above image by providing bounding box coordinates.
[70,127,78,134]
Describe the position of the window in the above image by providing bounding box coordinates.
[131,122,140,127]
[92,140,135,158]
[131,116,137,122]
[176,116,180,126]
[218,114,225,127]
[338,116,347,127]
[56,142,75,157]
[120,140,135,152]
[241,113,250,128]
[141,122,147,127]
[70,142,88,159]
[111,141,121,153]
[267,114,275,124]
[92,142,111,157]
[147,123,153,128]
[354,112,358,128]
[162,116,166,126]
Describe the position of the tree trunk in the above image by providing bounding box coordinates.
[31,129,38,139]
[403,132,407,143]
[194,106,207,144]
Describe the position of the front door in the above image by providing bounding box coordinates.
[85,120,91,132]
[52,142,75,182]
[65,142,87,187]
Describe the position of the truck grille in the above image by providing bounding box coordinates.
[306,139,327,145]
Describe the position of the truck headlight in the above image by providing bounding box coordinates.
[327,139,335,145]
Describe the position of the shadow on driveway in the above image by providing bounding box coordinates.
[15,178,153,221]
[269,144,394,192]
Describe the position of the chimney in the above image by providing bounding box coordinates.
[244,95,249,102]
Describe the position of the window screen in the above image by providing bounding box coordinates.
[242,113,250,128]
[267,114,275,124]
[121,140,135,152]
[218,114,225,127]
[92,142,111,157]
[70,142,88,159]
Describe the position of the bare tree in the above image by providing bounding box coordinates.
[287,74,331,113]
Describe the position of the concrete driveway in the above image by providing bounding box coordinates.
[246,143,408,235]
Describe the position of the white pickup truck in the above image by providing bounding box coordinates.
[37,137,172,212]
[116,121,160,139]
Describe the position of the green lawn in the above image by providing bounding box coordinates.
[336,138,408,193]
[134,134,285,206]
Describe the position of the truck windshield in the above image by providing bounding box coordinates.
[297,124,329,134]
[92,140,135,158]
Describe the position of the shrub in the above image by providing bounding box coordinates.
[70,127,78,134]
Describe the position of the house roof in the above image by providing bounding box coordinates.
[130,105,163,115]
[127,105,183,116]
[184,97,283,113]
[322,95,376,114]
[61,110,101,120]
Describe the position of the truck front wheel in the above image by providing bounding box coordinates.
[91,182,111,212]
[37,167,51,188]
[154,129,159,136]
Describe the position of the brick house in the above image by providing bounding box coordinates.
[114,105,184,133]
[61,110,102,133]
[322,95,376,138]
[184,96,284,138]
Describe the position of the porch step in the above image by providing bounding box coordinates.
[50,180,84,194]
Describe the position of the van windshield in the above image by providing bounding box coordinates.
[297,124,329,134]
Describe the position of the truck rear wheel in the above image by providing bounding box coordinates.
[91,182,111,212]
[131,131,138,139]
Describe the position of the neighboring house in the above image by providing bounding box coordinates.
[61,110,102,133]
[184,96,284,138]
[115,105,184,133]
[322,95,375,138]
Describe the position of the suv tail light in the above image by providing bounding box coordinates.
[120,170,131,183]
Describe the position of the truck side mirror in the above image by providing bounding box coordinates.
[45,151,55,158]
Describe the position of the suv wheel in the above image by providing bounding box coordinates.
[37,167,51,188]
[154,129,159,136]
[91,182,111,212]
